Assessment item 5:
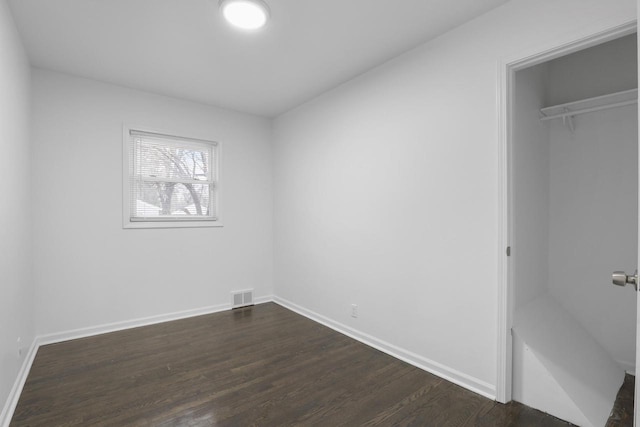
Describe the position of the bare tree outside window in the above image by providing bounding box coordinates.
[129,131,217,220]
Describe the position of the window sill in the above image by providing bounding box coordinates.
[123,220,224,229]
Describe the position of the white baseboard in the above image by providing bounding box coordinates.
[0,337,39,427]
[38,302,232,346]
[253,295,273,305]
[273,296,496,400]
[616,359,636,376]
[37,296,273,346]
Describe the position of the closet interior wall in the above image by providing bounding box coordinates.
[545,35,638,371]
[513,32,638,375]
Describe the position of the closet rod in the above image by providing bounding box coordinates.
[540,99,637,121]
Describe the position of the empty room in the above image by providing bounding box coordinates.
[1,0,638,425]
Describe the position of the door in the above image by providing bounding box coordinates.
[637,28,640,425]
[637,123,640,425]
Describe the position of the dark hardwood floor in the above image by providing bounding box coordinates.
[12,303,573,426]
[606,374,635,427]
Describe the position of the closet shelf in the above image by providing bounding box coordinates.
[539,88,638,122]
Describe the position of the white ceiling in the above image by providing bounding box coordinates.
[8,0,508,117]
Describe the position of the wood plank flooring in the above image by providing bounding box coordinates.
[12,303,573,426]
[606,374,635,427]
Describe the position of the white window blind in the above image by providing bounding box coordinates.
[128,130,218,222]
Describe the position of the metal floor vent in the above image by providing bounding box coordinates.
[232,289,254,308]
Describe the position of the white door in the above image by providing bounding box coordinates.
[636,27,640,425]
[636,142,640,424]
[623,104,639,425]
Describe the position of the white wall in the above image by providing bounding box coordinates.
[546,34,638,106]
[32,69,274,336]
[509,33,636,422]
[273,0,636,395]
[513,33,638,372]
[548,106,638,370]
[547,34,638,371]
[0,0,33,415]
[543,35,638,371]
[513,64,550,310]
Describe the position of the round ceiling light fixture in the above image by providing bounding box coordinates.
[219,0,270,30]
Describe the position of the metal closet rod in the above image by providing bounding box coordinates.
[540,98,638,121]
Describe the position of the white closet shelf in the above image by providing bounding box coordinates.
[539,88,638,122]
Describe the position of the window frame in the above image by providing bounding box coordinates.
[122,124,223,229]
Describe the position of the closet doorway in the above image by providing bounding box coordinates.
[500,27,638,427]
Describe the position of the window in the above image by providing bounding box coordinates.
[123,127,221,228]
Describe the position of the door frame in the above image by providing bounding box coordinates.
[496,20,637,404]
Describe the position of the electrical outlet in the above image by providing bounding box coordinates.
[351,304,358,318]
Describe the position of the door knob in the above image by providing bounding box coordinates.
[612,270,638,291]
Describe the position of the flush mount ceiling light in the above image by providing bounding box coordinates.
[219,0,270,30]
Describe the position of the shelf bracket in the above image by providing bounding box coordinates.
[561,108,575,133]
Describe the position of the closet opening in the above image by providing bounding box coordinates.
[509,32,638,426]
